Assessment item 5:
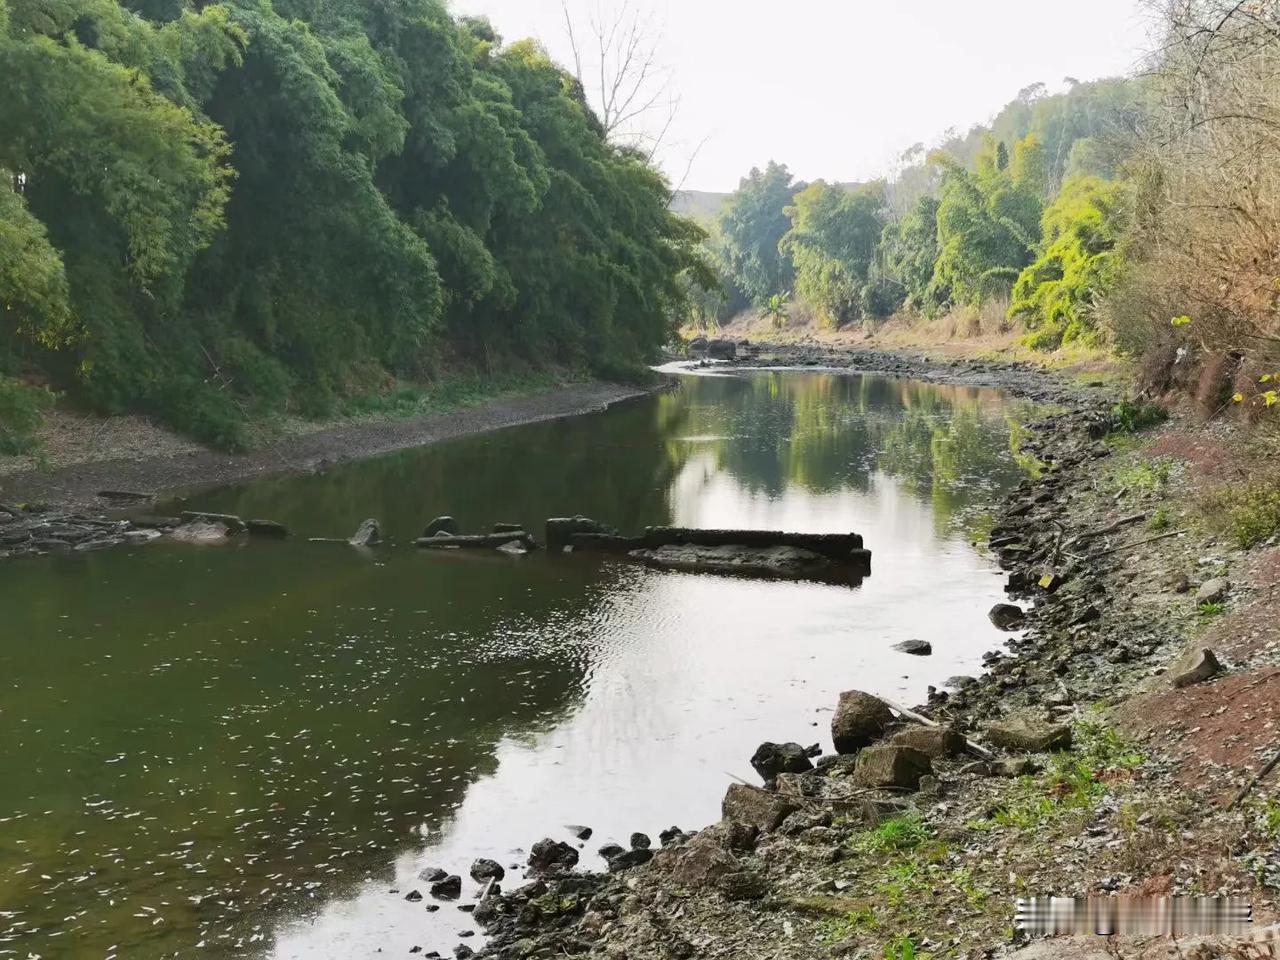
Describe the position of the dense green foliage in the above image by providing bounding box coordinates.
[1009,175,1131,348]
[689,77,1141,348]
[0,0,706,448]
[780,182,886,325]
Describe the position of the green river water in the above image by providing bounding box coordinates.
[0,369,1038,959]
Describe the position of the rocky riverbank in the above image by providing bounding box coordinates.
[466,353,1280,960]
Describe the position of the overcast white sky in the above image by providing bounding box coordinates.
[447,0,1155,192]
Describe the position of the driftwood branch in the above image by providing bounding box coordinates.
[879,696,996,762]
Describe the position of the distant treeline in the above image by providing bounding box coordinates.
[694,0,1280,424]
[690,77,1140,348]
[0,0,708,450]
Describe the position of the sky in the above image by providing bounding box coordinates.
[447,0,1155,193]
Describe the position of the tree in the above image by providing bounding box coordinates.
[717,161,799,305]
[781,181,886,326]
[1009,175,1132,348]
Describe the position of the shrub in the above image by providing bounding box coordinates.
[1201,481,1280,549]
[0,377,54,455]
[1110,399,1168,434]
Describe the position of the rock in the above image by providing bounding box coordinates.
[605,848,653,872]
[565,824,592,840]
[246,519,288,538]
[629,832,651,850]
[668,830,737,887]
[453,946,474,959]
[496,540,529,556]
[544,516,618,552]
[629,542,845,583]
[988,603,1026,630]
[423,516,460,538]
[419,867,448,882]
[722,820,759,851]
[852,744,933,791]
[430,875,462,899]
[179,510,246,533]
[597,842,625,860]
[994,757,1038,778]
[527,838,579,875]
[830,690,893,754]
[658,825,687,846]
[349,518,381,547]
[687,335,709,354]
[749,741,814,782]
[493,522,524,534]
[169,521,234,544]
[706,339,737,360]
[985,711,1073,752]
[717,869,768,900]
[889,725,966,759]
[469,859,505,883]
[1170,647,1222,688]
[945,675,977,689]
[721,783,800,832]
[405,889,424,902]
[1195,578,1230,604]
[893,639,932,656]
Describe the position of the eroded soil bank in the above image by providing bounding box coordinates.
[469,347,1280,960]
[0,381,650,513]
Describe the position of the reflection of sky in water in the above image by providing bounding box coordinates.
[0,371,1035,960]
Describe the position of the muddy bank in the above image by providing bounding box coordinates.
[0,381,651,514]
[470,365,1280,960]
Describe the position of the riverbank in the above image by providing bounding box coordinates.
[472,349,1280,960]
[0,379,652,513]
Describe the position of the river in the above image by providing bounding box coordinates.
[0,369,1038,959]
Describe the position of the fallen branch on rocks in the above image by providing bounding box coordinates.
[1065,513,1146,547]
[879,696,996,762]
[1227,744,1280,810]
[1092,529,1185,558]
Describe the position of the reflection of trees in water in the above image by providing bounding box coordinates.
[672,373,1036,534]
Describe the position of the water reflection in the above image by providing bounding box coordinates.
[0,372,1036,959]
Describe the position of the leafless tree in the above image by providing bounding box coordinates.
[560,1,678,154]
[1122,0,1280,385]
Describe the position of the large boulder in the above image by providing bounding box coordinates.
[668,829,737,887]
[989,603,1026,630]
[687,335,709,355]
[749,742,814,783]
[545,516,618,552]
[527,838,579,875]
[852,744,933,791]
[1170,646,1222,688]
[831,690,893,754]
[706,339,737,360]
[984,711,1073,752]
[423,516,459,538]
[721,783,800,832]
[889,725,966,759]
[349,518,381,547]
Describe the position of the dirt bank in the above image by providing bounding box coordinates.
[0,380,651,512]
[469,349,1280,960]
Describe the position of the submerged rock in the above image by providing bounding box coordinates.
[430,875,462,899]
[831,690,893,754]
[169,521,234,544]
[349,518,381,547]
[749,741,815,782]
[629,543,843,583]
[246,519,288,538]
[469,859,505,883]
[988,603,1026,630]
[894,639,933,656]
[545,516,618,552]
[423,516,459,538]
